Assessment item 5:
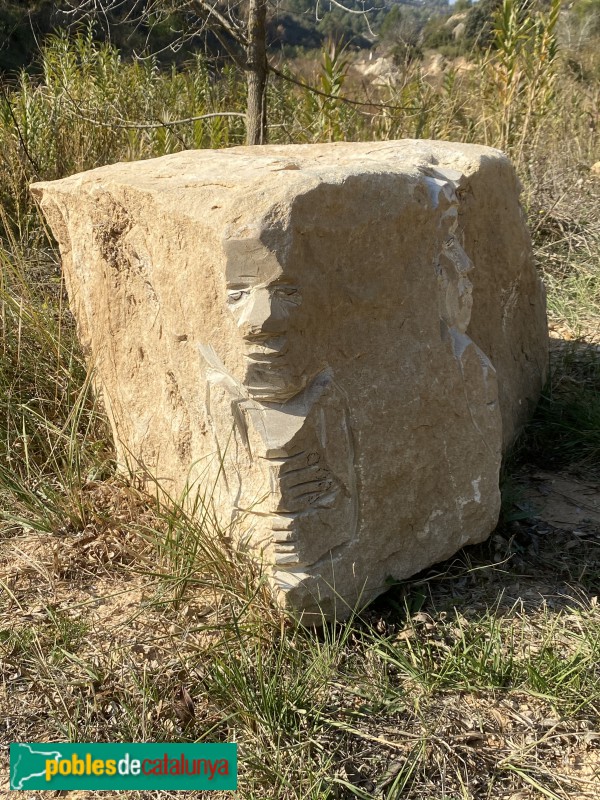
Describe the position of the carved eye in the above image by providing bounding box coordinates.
[444,235,456,249]
[275,286,300,301]
[228,290,249,303]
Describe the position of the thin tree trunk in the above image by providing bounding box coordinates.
[246,0,268,145]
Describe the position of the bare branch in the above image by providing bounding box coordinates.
[326,0,378,36]
[0,82,41,174]
[326,0,376,16]
[208,24,248,71]
[64,109,246,129]
[188,0,248,47]
[268,64,421,114]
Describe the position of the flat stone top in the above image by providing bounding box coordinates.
[31,140,507,199]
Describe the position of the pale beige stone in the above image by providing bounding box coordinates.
[31,140,547,622]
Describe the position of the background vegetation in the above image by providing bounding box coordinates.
[0,0,599,797]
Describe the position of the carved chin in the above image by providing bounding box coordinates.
[244,367,307,403]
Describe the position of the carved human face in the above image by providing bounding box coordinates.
[225,273,307,402]
[437,206,474,334]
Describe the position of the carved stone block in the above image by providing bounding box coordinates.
[31,141,547,621]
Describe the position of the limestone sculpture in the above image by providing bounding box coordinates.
[31,140,548,621]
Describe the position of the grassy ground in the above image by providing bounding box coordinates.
[1,4,600,797]
[1,460,599,798]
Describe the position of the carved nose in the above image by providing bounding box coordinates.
[238,289,284,339]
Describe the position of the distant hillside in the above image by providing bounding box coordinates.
[0,0,464,74]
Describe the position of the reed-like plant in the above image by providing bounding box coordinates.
[480,0,562,162]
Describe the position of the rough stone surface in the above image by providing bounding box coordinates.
[31,140,548,621]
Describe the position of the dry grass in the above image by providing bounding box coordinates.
[0,465,599,799]
[1,357,599,796]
